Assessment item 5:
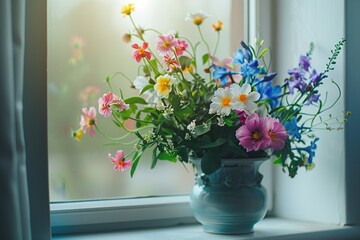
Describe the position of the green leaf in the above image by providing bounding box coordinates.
[178,146,189,163]
[158,152,177,162]
[202,53,209,65]
[125,97,147,105]
[151,147,158,169]
[194,122,211,137]
[131,151,142,177]
[258,48,269,59]
[196,138,228,149]
[140,84,154,95]
[179,56,192,69]
[201,150,221,175]
[272,156,283,165]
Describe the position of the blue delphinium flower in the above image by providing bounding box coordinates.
[284,117,302,140]
[255,80,282,109]
[240,59,259,82]
[212,64,238,86]
[302,138,319,164]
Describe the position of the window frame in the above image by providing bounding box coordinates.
[23,0,360,239]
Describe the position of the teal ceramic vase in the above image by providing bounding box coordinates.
[190,157,268,235]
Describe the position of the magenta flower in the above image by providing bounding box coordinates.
[235,113,270,152]
[157,34,178,56]
[108,150,132,171]
[235,110,250,125]
[80,106,97,136]
[175,39,188,55]
[132,42,151,62]
[98,92,129,117]
[263,116,288,151]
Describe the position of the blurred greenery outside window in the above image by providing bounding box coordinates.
[48,0,243,201]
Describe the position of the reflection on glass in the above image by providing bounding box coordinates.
[48,0,238,201]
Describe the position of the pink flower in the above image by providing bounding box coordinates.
[132,42,151,62]
[108,150,132,171]
[80,106,97,136]
[175,39,188,55]
[157,34,178,56]
[163,54,181,73]
[210,55,234,70]
[263,116,288,151]
[235,113,270,152]
[98,92,129,117]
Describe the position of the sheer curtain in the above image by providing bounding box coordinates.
[1,0,31,239]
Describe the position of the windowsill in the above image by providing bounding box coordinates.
[52,217,360,240]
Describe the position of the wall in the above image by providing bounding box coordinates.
[258,0,346,225]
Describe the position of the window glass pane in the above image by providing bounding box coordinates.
[48,0,241,201]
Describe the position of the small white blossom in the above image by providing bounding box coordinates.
[217,116,225,127]
[163,106,174,116]
[167,139,174,150]
[202,122,208,129]
[185,133,191,140]
[144,131,155,142]
[187,119,196,134]
[156,102,165,111]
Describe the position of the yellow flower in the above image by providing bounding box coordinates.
[186,11,209,26]
[212,20,223,31]
[154,74,175,98]
[121,3,135,16]
[73,129,83,141]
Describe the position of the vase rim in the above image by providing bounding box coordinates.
[221,157,269,163]
[189,156,270,163]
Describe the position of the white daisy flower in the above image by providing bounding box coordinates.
[133,76,159,104]
[185,11,210,25]
[209,87,234,116]
[230,83,260,113]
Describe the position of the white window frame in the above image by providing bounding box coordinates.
[23,0,360,239]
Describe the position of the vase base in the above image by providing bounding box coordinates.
[202,225,254,235]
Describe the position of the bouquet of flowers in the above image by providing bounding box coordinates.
[72,3,347,178]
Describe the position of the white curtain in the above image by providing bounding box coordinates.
[0,0,32,239]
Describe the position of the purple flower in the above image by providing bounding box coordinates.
[235,113,270,152]
[299,55,311,72]
[310,69,321,84]
[305,93,320,105]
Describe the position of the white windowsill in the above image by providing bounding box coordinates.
[52,217,360,240]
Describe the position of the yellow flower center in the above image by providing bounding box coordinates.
[268,131,275,139]
[252,131,261,141]
[193,16,204,25]
[238,94,247,102]
[221,96,231,107]
[121,4,135,15]
[163,42,171,48]
[116,159,124,166]
[74,130,83,141]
